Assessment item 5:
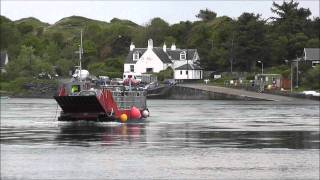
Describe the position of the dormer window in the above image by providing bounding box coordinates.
[133,52,139,61]
[180,51,186,60]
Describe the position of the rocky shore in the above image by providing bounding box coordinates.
[1,81,58,99]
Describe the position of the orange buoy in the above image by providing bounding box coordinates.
[120,114,128,122]
[130,106,141,119]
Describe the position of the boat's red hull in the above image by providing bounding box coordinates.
[55,88,147,122]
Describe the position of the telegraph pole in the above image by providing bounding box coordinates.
[296,58,299,88]
[186,49,189,80]
[230,32,235,73]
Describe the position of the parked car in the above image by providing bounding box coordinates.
[143,82,159,90]
[301,91,320,96]
[110,78,123,85]
[163,79,176,86]
[97,76,110,86]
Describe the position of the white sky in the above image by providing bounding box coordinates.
[1,1,319,25]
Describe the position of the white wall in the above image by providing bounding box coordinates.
[134,49,165,74]
[124,63,135,73]
[174,69,203,80]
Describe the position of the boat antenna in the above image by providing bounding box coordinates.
[79,29,83,82]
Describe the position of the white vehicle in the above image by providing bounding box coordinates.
[302,91,320,96]
[72,69,89,80]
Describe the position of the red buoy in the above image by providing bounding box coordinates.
[130,106,141,119]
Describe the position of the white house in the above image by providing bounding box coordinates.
[124,39,203,80]
[303,48,320,67]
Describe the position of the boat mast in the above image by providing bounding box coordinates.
[79,29,83,82]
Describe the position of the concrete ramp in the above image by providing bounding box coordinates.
[178,84,300,101]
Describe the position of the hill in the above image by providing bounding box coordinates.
[14,17,50,27]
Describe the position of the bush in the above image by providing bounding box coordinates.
[156,67,173,81]
[301,65,320,90]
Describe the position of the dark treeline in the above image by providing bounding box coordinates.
[0,0,319,81]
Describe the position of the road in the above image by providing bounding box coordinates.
[178,84,304,101]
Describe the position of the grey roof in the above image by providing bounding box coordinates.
[0,51,8,68]
[152,47,172,63]
[125,47,198,64]
[175,64,203,70]
[125,48,147,64]
[167,49,197,60]
[304,48,320,61]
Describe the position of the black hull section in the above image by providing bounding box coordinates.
[54,96,106,114]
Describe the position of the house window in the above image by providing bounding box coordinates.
[180,70,182,75]
[146,68,153,73]
[180,51,186,60]
[133,52,139,61]
[130,65,134,72]
[186,70,188,75]
[312,61,320,67]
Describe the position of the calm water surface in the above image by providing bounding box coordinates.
[1,98,319,180]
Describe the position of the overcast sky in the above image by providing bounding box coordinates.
[1,1,319,25]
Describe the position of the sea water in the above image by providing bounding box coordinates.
[1,98,319,179]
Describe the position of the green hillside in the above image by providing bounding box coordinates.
[15,17,50,27]
[0,0,319,91]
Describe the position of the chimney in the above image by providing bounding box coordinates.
[130,42,135,51]
[171,43,176,50]
[147,39,153,50]
[163,43,166,52]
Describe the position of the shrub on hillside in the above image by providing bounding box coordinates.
[302,65,320,90]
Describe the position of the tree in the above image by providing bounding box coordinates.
[271,0,311,34]
[6,45,36,79]
[0,16,21,58]
[234,13,269,71]
[270,0,313,60]
[51,32,64,48]
[302,65,320,90]
[168,21,192,46]
[45,42,60,64]
[146,18,169,46]
[17,22,34,34]
[196,9,217,21]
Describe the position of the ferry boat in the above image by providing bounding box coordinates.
[54,76,149,122]
[54,30,149,122]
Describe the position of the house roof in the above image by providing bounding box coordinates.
[125,48,147,64]
[304,48,320,60]
[175,64,203,70]
[0,51,8,68]
[125,47,198,64]
[167,49,197,60]
[152,47,172,63]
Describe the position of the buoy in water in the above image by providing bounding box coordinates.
[120,114,128,122]
[142,109,149,118]
[130,106,141,119]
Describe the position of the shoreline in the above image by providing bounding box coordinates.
[1,86,319,102]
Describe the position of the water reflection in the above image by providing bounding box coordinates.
[1,122,319,149]
[55,122,146,147]
[196,130,320,149]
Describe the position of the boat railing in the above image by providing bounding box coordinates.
[113,95,147,110]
